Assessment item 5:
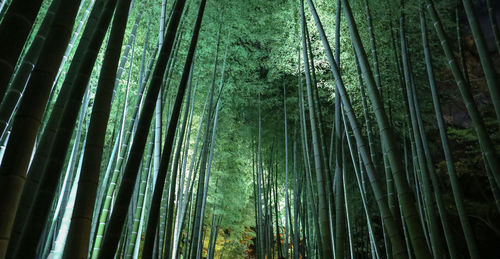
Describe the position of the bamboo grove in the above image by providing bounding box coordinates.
[0,0,499,258]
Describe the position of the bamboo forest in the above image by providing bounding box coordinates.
[1,0,500,258]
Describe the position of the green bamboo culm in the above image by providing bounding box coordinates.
[420,4,479,259]
[0,0,82,256]
[300,1,333,257]
[8,0,123,257]
[62,0,134,257]
[340,0,431,257]
[6,1,117,256]
[305,0,408,257]
[142,0,207,256]
[400,2,445,257]
[0,0,44,99]
[0,0,61,141]
[460,0,500,127]
[486,0,500,56]
[95,0,189,256]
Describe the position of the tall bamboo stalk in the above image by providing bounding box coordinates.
[0,1,83,256]
[94,0,188,255]
[300,2,333,257]
[460,0,500,126]
[340,0,431,256]
[420,7,479,258]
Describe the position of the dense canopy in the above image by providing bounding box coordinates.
[0,0,499,258]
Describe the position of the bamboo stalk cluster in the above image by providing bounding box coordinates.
[0,0,498,258]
